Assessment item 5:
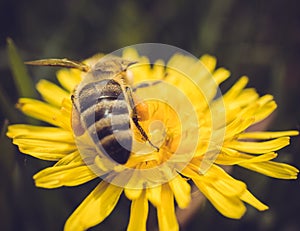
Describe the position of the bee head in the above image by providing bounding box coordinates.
[92,56,137,81]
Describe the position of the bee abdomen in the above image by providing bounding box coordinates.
[87,110,132,164]
[77,79,132,164]
[77,79,124,112]
[98,130,132,164]
[81,99,128,128]
[92,114,131,140]
[82,99,132,164]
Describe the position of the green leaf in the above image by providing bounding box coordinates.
[0,85,20,122]
[7,38,37,98]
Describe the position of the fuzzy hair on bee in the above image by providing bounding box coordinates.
[26,56,159,164]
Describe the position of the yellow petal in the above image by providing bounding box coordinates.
[183,164,246,195]
[233,88,259,107]
[239,161,299,179]
[216,151,277,165]
[127,190,148,231]
[221,89,259,121]
[33,163,97,188]
[240,190,269,211]
[56,69,82,92]
[157,184,179,231]
[182,165,247,218]
[225,117,255,140]
[253,100,277,124]
[36,79,69,107]
[146,185,161,207]
[122,47,140,61]
[123,168,145,200]
[168,175,191,209]
[61,97,72,113]
[14,139,75,160]
[6,124,74,142]
[17,98,66,128]
[125,188,143,200]
[193,178,246,219]
[200,54,216,73]
[212,67,230,85]
[238,130,299,140]
[226,137,291,154]
[204,165,247,196]
[64,181,123,231]
[55,151,83,166]
[240,152,278,163]
[8,125,76,161]
[257,94,274,105]
[224,76,249,101]
[16,144,73,161]
[151,59,166,79]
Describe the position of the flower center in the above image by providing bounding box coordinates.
[128,100,182,167]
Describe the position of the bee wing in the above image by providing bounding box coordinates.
[25,58,90,72]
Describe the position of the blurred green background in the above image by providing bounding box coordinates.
[0,0,299,230]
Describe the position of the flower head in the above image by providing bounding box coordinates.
[7,46,299,231]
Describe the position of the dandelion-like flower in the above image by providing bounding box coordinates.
[7,45,299,231]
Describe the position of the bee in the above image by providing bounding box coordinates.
[26,56,159,164]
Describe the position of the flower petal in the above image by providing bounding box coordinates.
[212,67,230,85]
[253,99,277,124]
[55,151,83,166]
[225,117,255,140]
[127,190,148,231]
[125,188,143,200]
[216,151,278,165]
[157,184,179,231]
[183,165,247,218]
[15,143,74,161]
[36,79,69,107]
[198,165,246,196]
[226,137,291,154]
[7,124,74,142]
[33,163,97,188]
[17,98,68,128]
[168,175,191,209]
[64,181,123,231]
[122,47,140,61]
[233,88,259,107]
[240,190,268,211]
[146,185,162,207]
[193,178,246,219]
[239,161,299,179]
[56,69,82,92]
[200,54,216,73]
[224,76,249,101]
[7,124,77,161]
[238,130,299,140]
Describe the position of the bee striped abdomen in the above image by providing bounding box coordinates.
[77,79,132,164]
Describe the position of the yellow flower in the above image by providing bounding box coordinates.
[7,48,299,231]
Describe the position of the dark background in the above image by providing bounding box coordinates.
[0,0,299,230]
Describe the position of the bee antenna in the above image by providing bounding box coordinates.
[25,58,90,72]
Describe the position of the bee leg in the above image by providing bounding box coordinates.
[125,87,159,152]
